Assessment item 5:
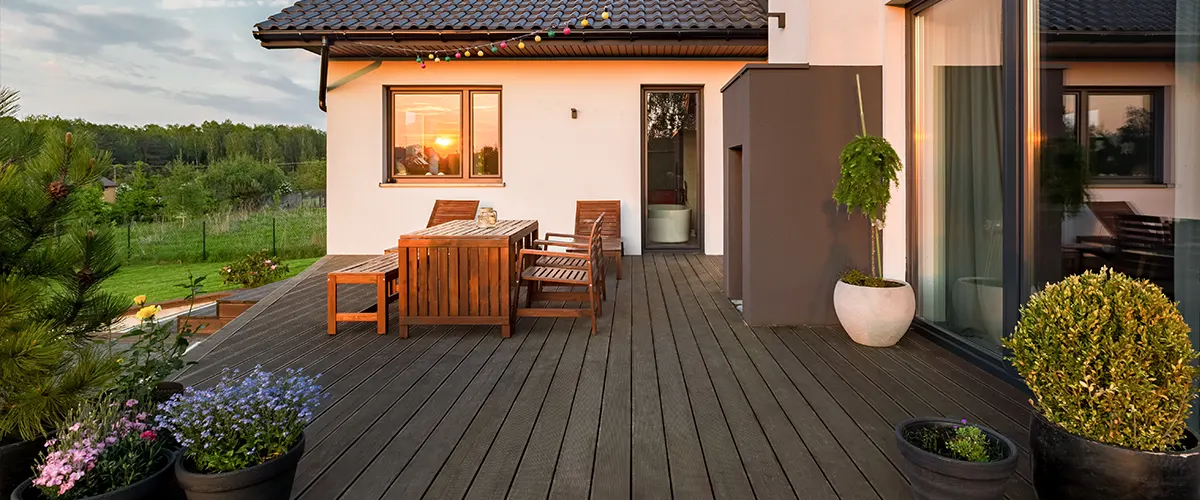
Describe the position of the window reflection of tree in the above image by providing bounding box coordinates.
[1090,105,1154,178]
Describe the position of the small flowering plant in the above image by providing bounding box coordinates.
[219,250,289,288]
[114,274,204,398]
[32,399,167,499]
[904,419,1003,463]
[157,366,322,474]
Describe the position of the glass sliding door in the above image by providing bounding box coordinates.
[643,88,702,250]
[912,0,1006,353]
[1028,0,1200,427]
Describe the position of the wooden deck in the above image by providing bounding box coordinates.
[176,254,1036,500]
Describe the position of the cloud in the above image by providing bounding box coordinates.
[158,0,292,10]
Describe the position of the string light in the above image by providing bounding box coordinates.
[348,6,615,69]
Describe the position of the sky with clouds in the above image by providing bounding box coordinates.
[0,0,323,128]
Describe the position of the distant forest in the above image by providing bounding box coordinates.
[22,116,326,168]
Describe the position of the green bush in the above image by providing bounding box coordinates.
[219,250,290,288]
[1005,268,1198,451]
[204,156,287,210]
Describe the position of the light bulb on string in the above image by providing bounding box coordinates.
[548,30,555,37]
[464,50,470,57]
[455,52,462,58]
[602,11,610,20]
[563,27,571,35]
[500,41,508,49]
[420,62,426,69]
[581,18,589,27]
[490,45,498,53]
[518,41,526,49]
[534,35,542,42]
[477,50,484,57]
[444,56,450,62]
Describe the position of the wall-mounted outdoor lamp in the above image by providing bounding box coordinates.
[768,12,786,28]
[571,108,578,119]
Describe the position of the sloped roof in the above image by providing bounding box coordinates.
[254,0,768,32]
[1041,0,1175,33]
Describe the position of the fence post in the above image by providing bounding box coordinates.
[272,217,277,256]
[126,221,131,259]
[202,220,207,261]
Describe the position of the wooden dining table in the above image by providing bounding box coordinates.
[394,219,539,338]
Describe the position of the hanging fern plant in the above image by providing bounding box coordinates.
[832,75,903,285]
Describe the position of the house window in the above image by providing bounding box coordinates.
[386,87,501,183]
[1062,88,1164,184]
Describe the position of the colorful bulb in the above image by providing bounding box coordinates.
[491,45,498,53]
[563,27,571,35]
[444,56,451,61]
[464,50,470,57]
[602,11,610,20]
[548,30,555,37]
[455,52,462,58]
[428,53,434,60]
[415,56,422,62]
[581,18,589,27]
[534,35,542,42]
[518,41,526,49]
[420,62,426,68]
[500,41,508,49]
[477,50,484,57]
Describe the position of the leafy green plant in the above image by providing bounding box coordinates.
[219,250,289,288]
[840,268,901,288]
[905,420,1001,463]
[1040,137,1090,217]
[1,119,125,442]
[833,75,903,285]
[113,274,204,398]
[1005,268,1198,452]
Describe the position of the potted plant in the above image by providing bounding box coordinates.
[895,417,1017,500]
[831,75,913,347]
[1,122,127,495]
[157,367,323,500]
[10,399,173,500]
[115,275,205,404]
[1005,268,1200,499]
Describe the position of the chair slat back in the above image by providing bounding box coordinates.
[586,213,605,278]
[575,200,621,241]
[1088,201,1137,237]
[428,200,481,228]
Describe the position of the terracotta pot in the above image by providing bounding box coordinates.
[833,279,915,347]
[175,435,304,500]
[1030,411,1200,499]
[896,417,1018,500]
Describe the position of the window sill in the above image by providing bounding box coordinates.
[379,182,506,188]
[1087,183,1172,189]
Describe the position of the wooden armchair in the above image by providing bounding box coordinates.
[516,215,605,334]
[427,200,480,228]
[539,201,624,279]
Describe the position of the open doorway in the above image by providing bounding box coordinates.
[642,87,703,251]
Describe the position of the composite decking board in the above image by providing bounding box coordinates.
[627,256,672,500]
[642,257,717,500]
[591,257,635,500]
[672,255,841,500]
[461,315,576,500]
[419,317,560,500]
[505,317,593,499]
[805,326,1038,500]
[348,323,523,500]
[180,254,1035,500]
[650,255,756,500]
[296,325,490,498]
[766,326,912,500]
[680,255,879,500]
[663,255,805,500]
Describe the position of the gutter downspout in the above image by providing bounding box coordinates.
[318,37,330,112]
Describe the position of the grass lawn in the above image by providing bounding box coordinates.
[123,207,326,264]
[104,257,323,304]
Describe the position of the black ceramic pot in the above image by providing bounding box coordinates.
[174,435,304,500]
[153,381,185,404]
[1030,411,1200,499]
[0,436,46,498]
[895,418,1018,500]
[10,449,173,500]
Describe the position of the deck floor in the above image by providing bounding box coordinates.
[177,254,1036,500]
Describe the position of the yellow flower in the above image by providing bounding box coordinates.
[133,295,147,306]
[135,305,160,321]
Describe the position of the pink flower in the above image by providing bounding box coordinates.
[104,436,117,445]
[135,412,148,421]
[140,430,157,441]
[68,423,81,432]
[44,439,57,447]
[125,399,138,408]
[270,265,277,270]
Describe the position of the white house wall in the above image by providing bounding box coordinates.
[324,59,749,255]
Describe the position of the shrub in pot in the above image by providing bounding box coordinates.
[895,417,1017,500]
[1004,268,1200,499]
[831,75,912,347]
[157,367,323,500]
[11,398,172,500]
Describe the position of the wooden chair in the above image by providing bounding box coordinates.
[531,232,607,302]
[544,201,624,279]
[427,200,480,228]
[516,215,605,334]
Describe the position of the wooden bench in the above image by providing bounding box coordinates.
[327,254,400,335]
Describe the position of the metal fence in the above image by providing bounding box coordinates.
[122,208,326,264]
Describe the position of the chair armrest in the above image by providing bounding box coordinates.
[543,232,589,241]
[534,239,589,250]
[518,249,583,260]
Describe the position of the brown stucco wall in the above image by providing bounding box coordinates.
[723,64,879,325]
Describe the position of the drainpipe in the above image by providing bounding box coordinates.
[318,37,330,112]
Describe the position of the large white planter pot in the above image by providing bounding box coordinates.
[647,204,691,243]
[833,280,916,347]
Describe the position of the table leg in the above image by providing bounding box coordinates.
[327,277,337,335]
[376,274,387,335]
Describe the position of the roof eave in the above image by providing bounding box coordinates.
[252,27,768,46]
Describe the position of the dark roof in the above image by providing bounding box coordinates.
[254,0,768,32]
[1041,0,1175,33]
[99,177,117,188]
